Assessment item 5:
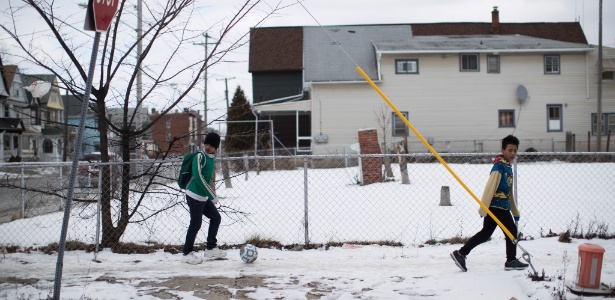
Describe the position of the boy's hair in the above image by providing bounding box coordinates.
[501,135,519,150]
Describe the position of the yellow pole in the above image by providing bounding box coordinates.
[356,66,516,242]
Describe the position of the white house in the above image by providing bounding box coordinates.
[249,8,615,155]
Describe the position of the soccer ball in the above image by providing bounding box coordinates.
[240,244,258,263]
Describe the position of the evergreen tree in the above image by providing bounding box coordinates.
[225,86,255,153]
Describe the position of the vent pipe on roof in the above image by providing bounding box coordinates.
[491,6,500,34]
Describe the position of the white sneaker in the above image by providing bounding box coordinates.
[203,247,227,259]
[181,252,203,264]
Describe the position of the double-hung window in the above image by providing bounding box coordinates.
[392,112,409,136]
[592,113,615,135]
[544,55,560,74]
[487,55,500,73]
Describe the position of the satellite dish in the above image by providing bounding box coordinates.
[517,85,529,104]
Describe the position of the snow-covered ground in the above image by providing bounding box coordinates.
[0,161,614,299]
[1,237,613,299]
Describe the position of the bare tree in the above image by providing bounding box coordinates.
[1,0,281,247]
[374,104,393,179]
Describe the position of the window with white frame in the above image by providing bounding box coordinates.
[395,59,419,74]
[166,119,171,129]
[12,82,21,97]
[460,53,479,71]
[547,104,563,132]
[4,105,9,118]
[544,55,560,74]
[43,139,53,153]
[392,112,409,136]
[591,113,615,135]
[166,133,171,142]
[487,55,500,73]
[603,71,614,80]
[498,110,515,127]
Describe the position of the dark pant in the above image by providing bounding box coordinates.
[459,208,518,262]
[183,195,221,255]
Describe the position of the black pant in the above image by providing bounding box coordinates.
[183,195,221,255]
[459,208,518,262]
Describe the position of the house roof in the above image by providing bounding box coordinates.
[410,22,587,44]
[304,25,413,82]
[249,27,303,72]
[0,118,25,133]
[0,57,9,98]
[63,95,87,116]
[373,34,592,54]
[249,22,589,79]
[2,65,17,87]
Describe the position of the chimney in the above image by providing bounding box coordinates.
[491,6,500,34]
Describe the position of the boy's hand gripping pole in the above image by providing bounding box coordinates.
[355,66,537,275]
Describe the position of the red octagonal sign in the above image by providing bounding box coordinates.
[84,0,119,32]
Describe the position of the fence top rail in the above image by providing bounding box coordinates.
[0,152,613,168]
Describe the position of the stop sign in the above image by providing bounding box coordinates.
[84,0,119,32]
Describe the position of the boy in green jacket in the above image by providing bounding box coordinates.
[451,135,528,272]
[182,132,226,264]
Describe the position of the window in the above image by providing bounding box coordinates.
[57,139,63,156]
[544,55,560,74]
[592,113,615,135]
[4,105,9,118]
[392,112,409,136]
[166,133,171,142]
[603,71,614,80]
[12,82,20,97]
[460,54,479,71]
[395,59,419,74]
[31,137,37,156]
[31,107,40,125]
[3,136,9,151]
[498,110,515,127]
[166,119,171,129]
[487,55,500,73]
[13,136,19,149]
[43,139,53,153]
[547,105,563,132]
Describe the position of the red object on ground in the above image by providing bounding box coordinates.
[576,243,605,288]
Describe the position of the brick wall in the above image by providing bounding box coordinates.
[357,129,382,185]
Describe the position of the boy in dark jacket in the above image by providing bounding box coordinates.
[182,132,226,264]
[451,135,528,271]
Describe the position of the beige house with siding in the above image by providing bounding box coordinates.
[249,8,615,155]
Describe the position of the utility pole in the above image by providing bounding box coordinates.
[193,33,217,130]
[217,77,235,189]
[596,0,603,151]
[217,77,236,115]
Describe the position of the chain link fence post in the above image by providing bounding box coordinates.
[304,155,309,246]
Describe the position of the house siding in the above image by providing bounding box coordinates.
[311,50,614,154]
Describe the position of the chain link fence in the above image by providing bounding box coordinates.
[0,152,613,252]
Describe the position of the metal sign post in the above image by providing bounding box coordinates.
[53,1,118,298]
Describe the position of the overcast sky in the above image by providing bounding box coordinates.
[1,0,613,126]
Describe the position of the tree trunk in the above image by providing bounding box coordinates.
[382,142,394,179]
[220,144,232,189]
[399,136,410,184]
